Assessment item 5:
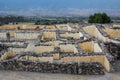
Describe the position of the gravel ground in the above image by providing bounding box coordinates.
[0,70,120,80]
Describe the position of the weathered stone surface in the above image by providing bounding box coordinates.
[0,60,105,75]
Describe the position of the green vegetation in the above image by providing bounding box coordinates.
[34,17,84,25]
[0,15,88,25]
[0,16,29,26]
[0,16,86,25]
[88,13,111,23]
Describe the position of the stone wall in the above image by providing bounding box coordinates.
[9,47,26,54]
[96,26,120,44]
[61,55,110,72]
[0,32,7,39]
[105,42,120,59]
[2,41,24,46]
[0,60,104,75]
[83,25,120,44]
[19,55,54,62]
[14,32,40,40]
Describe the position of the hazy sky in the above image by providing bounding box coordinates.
[0,0,120,16]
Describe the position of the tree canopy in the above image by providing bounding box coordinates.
[0,16,28,26]
[88,13,111,23]
[34,17,83,25]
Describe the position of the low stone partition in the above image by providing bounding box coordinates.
[19,55,54,62]
[0,60,104,75]
[14,31,40,40]
[61,55,110,72]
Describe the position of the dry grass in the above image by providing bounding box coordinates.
[56,24,68,30]
[23,25,45,29]
[0,25,18,29]
[46,25,55,29]
[25,44,54,54]
[0,25,45,30]
[79,41,94,52]
[10,48,25,54]
[104,28,120,38]
[60,44,78,53]
[39,26,45,29]
[10,31,15,37]
[70,24,78,29]
[60,32,81,39]
[83,25,96,37]
[53,53,60,60]
[43,40,63,47]
[21,25,37,29]
[21,25,45,29]
[34,46,55,54]
[42,32,56,40]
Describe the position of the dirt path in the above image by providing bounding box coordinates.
[0,70,120,80]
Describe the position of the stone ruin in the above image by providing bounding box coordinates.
[0,23,120,75]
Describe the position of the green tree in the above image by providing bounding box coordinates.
[88,13,111,23]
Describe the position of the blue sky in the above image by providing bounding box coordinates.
[0,0,120,16]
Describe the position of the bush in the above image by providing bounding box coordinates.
[88,13,111,23]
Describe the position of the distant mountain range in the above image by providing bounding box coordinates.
[0,0,120,17]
